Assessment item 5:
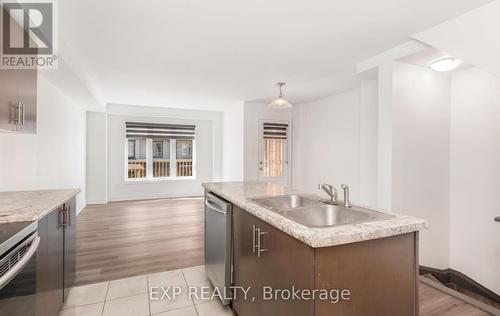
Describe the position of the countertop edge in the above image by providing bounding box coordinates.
[31,189,81,221]
[0,189,81,223]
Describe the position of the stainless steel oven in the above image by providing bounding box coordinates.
[0,222,39,316]
[204,192,233,305]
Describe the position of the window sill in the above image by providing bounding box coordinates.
[124,176,196,184]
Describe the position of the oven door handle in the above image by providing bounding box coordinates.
[0,235,40,290]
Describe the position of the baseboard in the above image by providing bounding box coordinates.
[419,265,500,304]
[107,195,204,202]
[419,276,500,315]
[76,202,87,215]
[86,199,108,205]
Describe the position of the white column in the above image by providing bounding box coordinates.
[376,61,394,210]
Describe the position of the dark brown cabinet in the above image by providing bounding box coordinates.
[63,198,77,301]
[233,205,314,316]
[36,196,77,316]
[232,205,419,316]
[233,206,264,316]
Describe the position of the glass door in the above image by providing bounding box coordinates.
[258,120,290,185]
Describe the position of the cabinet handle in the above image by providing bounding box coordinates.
[257,229,268,258]
[59,207,66,227]
[67,206,71,227]
[60,204,70,227]
[9,101,22,125]
[252,225,257,253]
[20,103,25,125]
[17,102,22,125]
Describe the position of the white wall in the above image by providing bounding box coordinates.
[243,102,293,182]
[449,67,500,294]
[86,111,107,204]
[359,79,379,207]
[292,89,362,201]
[391,62,451,269]
[377,62,395,210]
[359,41,500,292]
[222,104,245,181]
[0,76,87,211]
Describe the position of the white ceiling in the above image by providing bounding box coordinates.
[56,0,491,108]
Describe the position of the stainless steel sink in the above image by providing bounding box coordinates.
[250,194,319,210]
[280,204,393,228]
[250,194,394,227]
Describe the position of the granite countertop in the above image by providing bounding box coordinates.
[0,189,80,223]
[202,181,427,248]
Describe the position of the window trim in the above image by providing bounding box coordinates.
[124,137,196,183]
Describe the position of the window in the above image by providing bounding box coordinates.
[176,139,193,177]
[125,122,196,181]
[153,140,169,177]
[153,141,163,158]
[127,139,147,179]
[259,121,289,184]
[128,140,136,159]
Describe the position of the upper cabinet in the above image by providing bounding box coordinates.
[0,68,37,133]
[0,8,38,134]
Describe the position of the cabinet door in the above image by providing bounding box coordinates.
[233,206,315,316]
[17,67,37,133]
[37,207,64,316]
[256,217,315,316]
[0,68,37,133]
[36,215,50,316]
[63,197,77,301]
[0,15,37,134]
[232,206,262,316]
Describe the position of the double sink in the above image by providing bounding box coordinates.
[250,194,393,228]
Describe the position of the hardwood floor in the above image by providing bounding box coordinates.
[76,197,204,285]
[76,198,494,315]
[420,282,492,315]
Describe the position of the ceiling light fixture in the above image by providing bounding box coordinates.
[429,57,461,72]
[269,82,293,109]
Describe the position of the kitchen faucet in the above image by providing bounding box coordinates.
[319,184,338,205]
[319,183,351,208]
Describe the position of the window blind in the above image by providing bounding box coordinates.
[263,123,288,139]
[125,122,195,139]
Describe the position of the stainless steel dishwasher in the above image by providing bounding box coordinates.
[204,192,232,305]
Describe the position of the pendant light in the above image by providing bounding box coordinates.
[269,82,293,109]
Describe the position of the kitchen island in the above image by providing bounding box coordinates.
[202,181,426,316]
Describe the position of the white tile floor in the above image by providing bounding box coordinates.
[60,266,233,316]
